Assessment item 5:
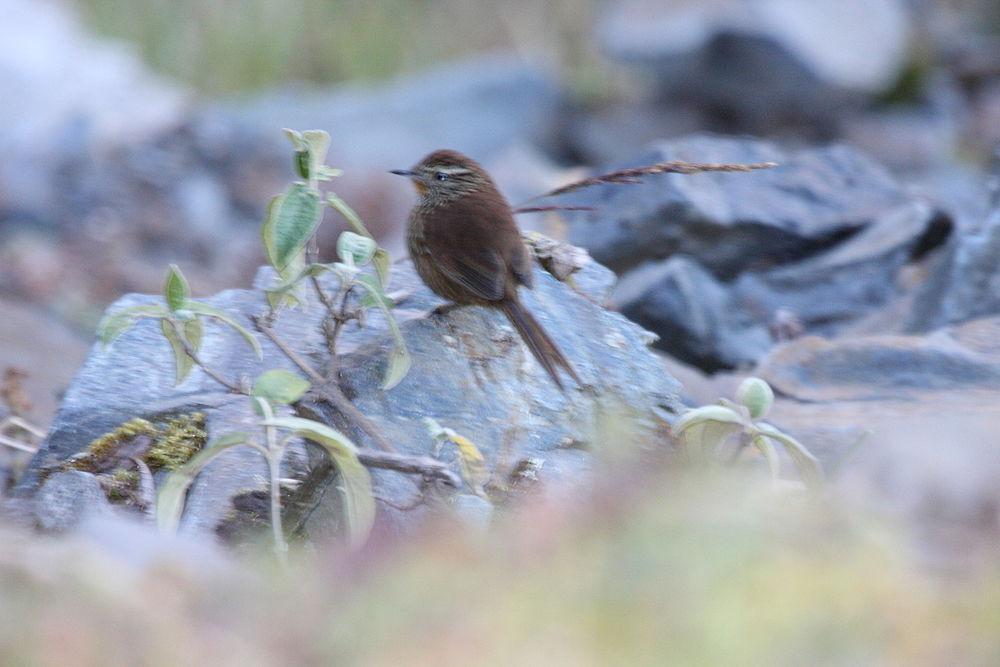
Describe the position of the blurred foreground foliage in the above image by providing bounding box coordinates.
[74,0,601,94]
[1,466,997,665]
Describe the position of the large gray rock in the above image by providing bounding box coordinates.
[755,318,1000,565]
[17,247,683,543]
[598,0,912,133]
[559,135,930,276]
[561,135,945,369]
[613,256,771,371]
[907,205,1000,331]
[0,0,186,214]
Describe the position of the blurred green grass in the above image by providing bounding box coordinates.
[73,0,603,94]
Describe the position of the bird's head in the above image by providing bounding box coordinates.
[390,149,490,203]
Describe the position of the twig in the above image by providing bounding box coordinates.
[0,433,36,453]
[251,315,398,453]
[511,205,596,214]
[521,160,779,202]
[167,319,245,393]
[1,416,46,439]
[359,449,460,488]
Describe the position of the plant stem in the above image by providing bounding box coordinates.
[251,315,398,453]
[357,449,460,487]
[168,318,245,393]
[268,452,288,565]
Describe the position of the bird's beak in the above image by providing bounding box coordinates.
[389,169,415,177]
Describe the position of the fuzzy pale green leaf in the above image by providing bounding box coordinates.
[184,301,263,360]
[751,434,781,481]
[161,317,203,385]
[756,422,823,490]
[355,274,410,389]
[261,416,374,549]
[156,432,253,534]
[262,183,322,272]
[164,264,191,312]
[674,405,745,459]
[737,377,775,420]
[96,304,169,346]
[327,193,391,287]
[337,231,377,266]
[252,369,311,405]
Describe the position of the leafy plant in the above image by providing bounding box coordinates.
[97,264,262,389]
[673,377,823,489]
[261,129,409,389]
[156,370,374,560]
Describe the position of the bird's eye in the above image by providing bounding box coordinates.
[435,171,449,182]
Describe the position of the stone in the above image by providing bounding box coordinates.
[907,206,1000,331]
[34,470,112,532]
[597,0,913,134]
[559,135,930,277]
[613,256,771,371]
[751,319,1000,566]
[559,135,945,369]
[17,245,683,544]
[0,0,186,212]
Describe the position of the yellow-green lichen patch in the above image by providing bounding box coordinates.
[68,412,207,476]
[144,412,207,471]
[105,467,140,501]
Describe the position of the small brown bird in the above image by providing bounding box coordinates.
[392,149,580,389]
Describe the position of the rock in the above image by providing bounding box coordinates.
[34,470,112,532]
[757,319,1000,402]
[613,256,771,371]
[598,0,913,134]
[907,206,1000,331]
[560,135,945,369]
[202,55,562,171]
[560,135,930,277]
[0,298,90,426]
[17,245,683,544]
[0,0,186,213]
[753,319,1000,567]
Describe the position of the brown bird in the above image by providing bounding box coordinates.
[392,149,580,389]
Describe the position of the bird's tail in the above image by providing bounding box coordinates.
[501,299,580,390]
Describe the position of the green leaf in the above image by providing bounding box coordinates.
[736,377,774,420]
[674,405,745,460]
[184,301,263,360]
[302,130,331,175]
[294,150,311,180]
[756,422,824,490]
[160,317,203,384]
[164,264,191,312]
[96,304,169,346]
[372,248,392,288]
[261,416,375,549]
[337,231,377,266]
[327,193,391,287]
[252,369,311,405]
[262,183,322,272]
[156,432,254,534]
[751,434,781,481]
[355,274,411,390]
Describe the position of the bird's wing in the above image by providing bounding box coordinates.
[430,243,506,301]
[421,195,521,302]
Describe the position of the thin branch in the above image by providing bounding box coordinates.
[0,416,46,439]
[0,433,36,453]
[520,160,779,203]
[511,205,596,214]
[251,315,398,453]
[359,449,460,488]
[168,319,245,393]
